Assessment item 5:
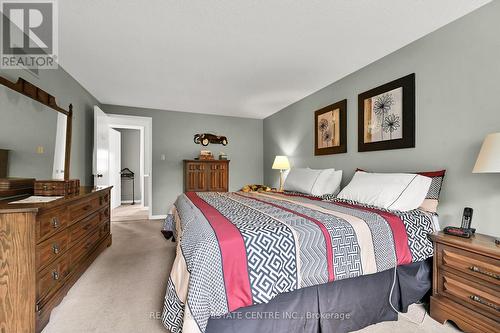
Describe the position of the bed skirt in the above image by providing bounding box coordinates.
[205,258,432,333]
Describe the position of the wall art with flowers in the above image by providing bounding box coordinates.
[358,74,415,152]
[314,99,347,155]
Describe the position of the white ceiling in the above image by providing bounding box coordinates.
[59,0,490,119]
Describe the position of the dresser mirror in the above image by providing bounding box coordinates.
[0,76,72,181]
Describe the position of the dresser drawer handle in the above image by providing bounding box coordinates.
[83,223,91,231]
[52,270,59,281]
[469,295,500,311]
[469,266,500,280]
[84,242,92,250]
[82,204,92,211]
[52,244,60,254]
[51,217,59,228]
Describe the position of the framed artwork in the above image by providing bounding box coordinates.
[314,99,347,155]
[358,73,415,152]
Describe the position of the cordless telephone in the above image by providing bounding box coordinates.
[443,207,475,238]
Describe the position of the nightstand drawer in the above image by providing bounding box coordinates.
[438,270,500,320]
[437,243,500,286]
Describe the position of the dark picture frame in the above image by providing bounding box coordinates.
[358,73,415,152]
[314,99,347,155]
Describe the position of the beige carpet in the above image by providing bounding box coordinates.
[42,220,460,333]
[111,204,149,222]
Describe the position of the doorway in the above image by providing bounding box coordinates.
[112,128,148,221]
[93,106,153,220]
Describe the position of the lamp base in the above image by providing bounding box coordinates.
[279,169,285,192]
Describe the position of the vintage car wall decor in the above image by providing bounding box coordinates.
[194,133,228,146]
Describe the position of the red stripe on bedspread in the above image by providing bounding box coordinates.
[186,192,253,311]
[334,202,412,265]
[236,193,335,282]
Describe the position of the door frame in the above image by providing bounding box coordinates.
[108,128,121,210]
[105,113,154,219]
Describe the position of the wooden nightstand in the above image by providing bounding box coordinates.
[429,232,500,332]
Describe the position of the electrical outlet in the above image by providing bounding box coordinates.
[36,146,45,154]
[161,154,166,161]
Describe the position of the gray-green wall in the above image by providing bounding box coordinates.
[0,67,101,185]
[263,1,500,237]
[104,105,263,216]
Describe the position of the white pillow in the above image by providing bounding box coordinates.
[309,169,343,196]
[283,168,322,194]
[337,171,432,211]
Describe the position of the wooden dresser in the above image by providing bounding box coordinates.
[0,186,112,333]
[429,232,500,333]
[184,160,229,192]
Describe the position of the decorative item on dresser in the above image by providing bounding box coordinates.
[183,159,229,192]
[429,232,500,333]
[0,186,112,333]
[34,179,81,196]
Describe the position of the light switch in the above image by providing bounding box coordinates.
[36,146,45,154]
[160,154,166,161]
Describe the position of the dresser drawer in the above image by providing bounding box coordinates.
[70,229,102,268]
[100,205,110,222]
[99,220,110,238]
[36,207,68,242]
[99,191,110,207]
[68,196,100,223]
[438,270,500,320]
[68,210,102,247]
[36,230,70,271]
[437,243,500,286]
[37,254,71,302]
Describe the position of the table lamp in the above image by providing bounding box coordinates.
[473,133,500,244]
[272,156,290,192]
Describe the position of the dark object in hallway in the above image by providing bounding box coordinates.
[194,133,228,146]
[120,168,135,205]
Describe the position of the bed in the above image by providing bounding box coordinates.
[161,190,438,333]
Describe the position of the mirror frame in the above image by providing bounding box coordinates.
[0,76,73,180]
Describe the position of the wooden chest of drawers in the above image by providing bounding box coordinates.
[429,232,500,333]
[183,160,229,192]
[0,186,112,333]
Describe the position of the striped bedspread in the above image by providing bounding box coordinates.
[162,191,436,333]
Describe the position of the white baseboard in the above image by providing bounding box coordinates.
[150,214,167,220]
[121,200,142,204]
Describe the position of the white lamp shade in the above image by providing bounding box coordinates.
[272,156,290,170]
[473,133,500,173]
